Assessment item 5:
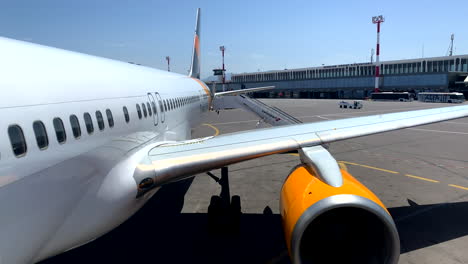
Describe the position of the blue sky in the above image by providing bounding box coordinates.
[1,0,467,78]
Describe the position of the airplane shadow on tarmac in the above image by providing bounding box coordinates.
[40,177,289,264]
[41,179,468,264]
[389,199,468,254]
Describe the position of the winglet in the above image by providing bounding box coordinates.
[189,8,201,79]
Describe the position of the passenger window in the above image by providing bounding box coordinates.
[151,101,157,115]
[53,118,67,144]
[96,111,105,130]
[136,104,142,119]
[70,115,81,138]
[159,100,164,113]
[123,106,130,123]
[33,121,49,150]
[142,103,148,117]
[84,113,94,134]
[8,125,27,157]
[106,109,114,128]
[147,102,152,116]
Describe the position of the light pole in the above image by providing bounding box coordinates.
[372,15,384,93]
[220,46,226,90]
[165,56,170,72]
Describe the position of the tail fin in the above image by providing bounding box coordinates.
[189,8,201,79]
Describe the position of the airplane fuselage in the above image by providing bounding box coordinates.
[0,37,210,263]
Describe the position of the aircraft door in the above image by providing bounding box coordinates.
[199,90,203,111]
[198,90,208,112]
[147,93,158,126]
[155,92,165,123]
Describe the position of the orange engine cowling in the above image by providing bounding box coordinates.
[280,164,400,264]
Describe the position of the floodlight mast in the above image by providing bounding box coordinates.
[372,15,384,93]
[220,45,226,91]
[165,56,170,72]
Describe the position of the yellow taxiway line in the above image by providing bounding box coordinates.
[448,184,468,191]
[338,162,349,172]
[405,174,439,183]
[339,161,399,174]
[202,123,220,136]
[205,123,468,191]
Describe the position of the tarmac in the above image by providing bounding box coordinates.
[42,99,468,264]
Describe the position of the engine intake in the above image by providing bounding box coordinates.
[280,165,400,264]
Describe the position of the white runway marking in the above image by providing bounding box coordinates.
[407,128,468,135]
[446,121,468,125]
[211,105,468,132]
[297,105,430,119]
[211,120,259,125]
[315,115,331,120]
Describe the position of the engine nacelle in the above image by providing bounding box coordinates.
[280,165,400,264]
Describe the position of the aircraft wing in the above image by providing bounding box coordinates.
[134,104,468,196]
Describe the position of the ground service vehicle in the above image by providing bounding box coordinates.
[339,101,363,109]
[417,92,465,103]
[371,92,413,102]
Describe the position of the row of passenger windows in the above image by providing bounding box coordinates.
[163,95,199,113]
[8,108,120,157]
[6,95,202,158]
[135,95,200,119]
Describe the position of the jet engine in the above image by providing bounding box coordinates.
[280,164,400,264]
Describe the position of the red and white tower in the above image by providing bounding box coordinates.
[219,45,226,90]
[372,15,384,93]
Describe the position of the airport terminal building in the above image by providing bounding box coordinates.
[227,55,468,99]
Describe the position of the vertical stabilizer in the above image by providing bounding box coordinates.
[189,8,201,79]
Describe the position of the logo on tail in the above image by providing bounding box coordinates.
[189,8,201,79]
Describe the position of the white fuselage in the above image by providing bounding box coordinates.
[0,37,210,263]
